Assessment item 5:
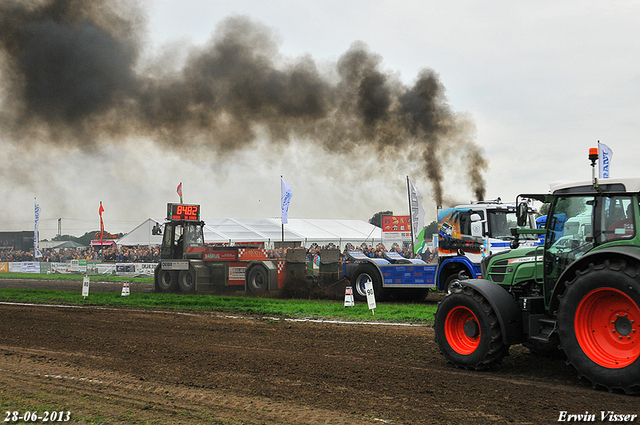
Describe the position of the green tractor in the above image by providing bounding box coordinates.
[434,149,640,394]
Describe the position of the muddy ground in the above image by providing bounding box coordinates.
[0,279,637,424]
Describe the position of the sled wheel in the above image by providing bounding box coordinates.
[247,265,269,294]
[157,270,178,293]
[178,269,196,292]
[351,264,385,302]
[557,260,640,394]
[434,286,508,369]
[444,269,470,294]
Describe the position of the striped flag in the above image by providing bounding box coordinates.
[177,182,183,203]
[99,201,105,245]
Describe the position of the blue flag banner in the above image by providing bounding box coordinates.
[281,177,293,224]
[34,198,42,259]
[598,142,613,179]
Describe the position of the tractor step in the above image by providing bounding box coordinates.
[529,317,557,343]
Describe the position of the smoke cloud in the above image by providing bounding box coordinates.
[0,0,487,205]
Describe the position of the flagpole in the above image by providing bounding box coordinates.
[406,176,415,255]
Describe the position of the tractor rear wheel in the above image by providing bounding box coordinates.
[178,269,196,293]
[434,286,508,370]
[157,270,178,293]
[247,265,269,294]
[557,260,640,394]
[351,264,385,302]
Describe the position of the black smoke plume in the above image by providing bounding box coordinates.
[0,0,487,204]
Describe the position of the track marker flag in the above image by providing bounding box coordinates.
[598,141,613,179]
[33,198,42,259]
[281,176,293,224]
[177,182,183,203]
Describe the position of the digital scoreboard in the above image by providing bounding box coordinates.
[167,203,200,221]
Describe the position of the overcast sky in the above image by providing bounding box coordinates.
[2,0,639,240]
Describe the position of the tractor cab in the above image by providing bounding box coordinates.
[160,204,204,260]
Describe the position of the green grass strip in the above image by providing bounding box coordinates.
[0,288,437,325]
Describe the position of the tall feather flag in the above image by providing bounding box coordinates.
[177,182,183,203]
[99,201,105,246]
[408,177,427,254]
[598,141,613,179]
[33,198,42,259]
[281,176,293,224]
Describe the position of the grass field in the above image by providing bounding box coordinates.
[0,274,438,325]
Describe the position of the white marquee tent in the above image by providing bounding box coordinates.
[117,217,382,248]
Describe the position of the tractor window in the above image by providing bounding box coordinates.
[544,195,594,290]
[183,223,204,247]
[599,196,635,243]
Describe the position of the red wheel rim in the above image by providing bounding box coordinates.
[445,306,481,354]
[575,288,640,368]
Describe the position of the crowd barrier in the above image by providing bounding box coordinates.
[0,260,156,277]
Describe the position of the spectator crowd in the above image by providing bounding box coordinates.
[2,243,434,264]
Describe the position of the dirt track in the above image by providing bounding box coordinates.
[0,280,637,424]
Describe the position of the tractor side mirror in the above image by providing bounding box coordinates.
[517,202,528,227]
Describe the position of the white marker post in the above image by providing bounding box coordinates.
[82,276,90,298]
[121,281,130,297]
[364,280,377,314]
[344,286,355,307]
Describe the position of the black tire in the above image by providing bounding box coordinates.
[557,260,640,394]
[157,269,178,293]
[351,264,385,302]
[434,286,508,370]
[247,265,269,294]
[178,269,196,293]
[444,269,470,294]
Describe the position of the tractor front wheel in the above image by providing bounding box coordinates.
[434,286,508,370]
[557,260,640,394]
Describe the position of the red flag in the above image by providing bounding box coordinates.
[99,201,104,245]
[177,182,183,203]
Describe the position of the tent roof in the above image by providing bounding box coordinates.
[203,217,382,247]
[117,217,382,248]
[39,240,87,249]
[117,218,164,247]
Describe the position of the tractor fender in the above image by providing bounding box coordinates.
[461,279,526,345]
[549,245,640,314]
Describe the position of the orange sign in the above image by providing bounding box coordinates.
[382,216,411,232]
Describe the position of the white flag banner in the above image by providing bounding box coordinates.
[281,177,293,224]
[598,142,613,179]
[34,198,42,259]
[408,178,425,241]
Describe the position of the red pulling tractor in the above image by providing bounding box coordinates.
[154,204,284,294]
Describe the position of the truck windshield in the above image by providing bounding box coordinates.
[487,211,519,239]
